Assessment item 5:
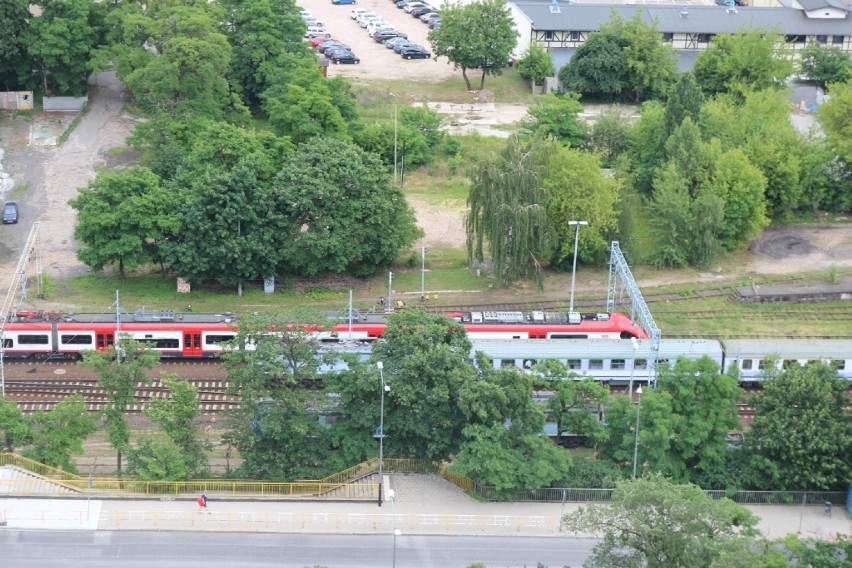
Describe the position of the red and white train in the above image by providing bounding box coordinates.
[0,309,647,360]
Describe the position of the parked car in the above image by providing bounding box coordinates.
[299,10,313,19]
[420,11,439,22]
[399,45,431,59]
[393,40,418,53]
[428,19,441,29]
[355,12,377,25]
[332,51,361,64]
[366,21,394,36]
[3,201,18,224]
[373,29,407,42]
[304,27,332,39]
[358,14,383,27]
[404,2,428,13]
[332,0,357,4]
[410,6,433,17]
[323,46,353,60]
[319,41,351,55]
[384,36,410,49]
[303,17,325,28]
[311,35,339,47]
[351,8,371,19]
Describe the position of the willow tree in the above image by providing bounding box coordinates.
[466,134,555,288]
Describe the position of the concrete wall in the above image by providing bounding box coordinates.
[0,92,34,110]
[42,96,88,112]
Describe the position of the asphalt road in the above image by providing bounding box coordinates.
[1,530,595,568]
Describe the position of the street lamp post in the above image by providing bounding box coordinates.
[567,221,588,313]
[376,362,390,506]
[389,93,398,184]
[392,529,402,567]
[632,386,643,480]
[420,245,427,301]
[628,337,639,397]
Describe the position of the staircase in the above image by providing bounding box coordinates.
[0,465,82,495]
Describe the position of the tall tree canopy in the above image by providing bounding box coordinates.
[428,0,519,91]
[466,134,555,287]
[748,362,852,491]
[273,138,422,277]
[563,476,765,568]
[0,0,31,90]
[693,29,792,99]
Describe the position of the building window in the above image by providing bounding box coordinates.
[816,35,828,44]
[589,359,604,370]
[785,34,806,43]
[662,33,673,42]
[570,31,580,41]
[544,31,554,41]
[832,35,844,45]
[697,34,713,43]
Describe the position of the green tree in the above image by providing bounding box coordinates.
[558,32,626,98]
[749,362,852,491]
[263,83,349,144]
[626,100,667,197]
[452,355,571,494]
[516,44,554,88]
[646,165,695,268]
[81,339,159,475]
[23,394,97,472]
[466,134,555,287]
[664,72,704,138]
[693,30,792,99]
[132,376,209,479]
[819,80,852,165]
[705,147,768,250]
[777,534,852,568]
[0,0,31,90]
[799,43,852,88]
[69,167,179,277]
[217,310,337,479]
[543,145,619,267]
[534,364,609,444]
[619,10,677,101]
[162,154,291,288]
[563,476,767,568]
[273,138,422,277]
[427,0,519,91]
[26,0,100,95]
[0,396,30,452]
[330,311,476,462]
[520,93,588,147]
[588,108,631,167]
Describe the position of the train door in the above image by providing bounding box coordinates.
[96,331,114,352]
[183,331,202,357]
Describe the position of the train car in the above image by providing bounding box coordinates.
[443,310,647,340]
[0,321,56,358]
[468,338,724,383]
[721,338,852,382]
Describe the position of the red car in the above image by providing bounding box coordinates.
[311,35,339,47]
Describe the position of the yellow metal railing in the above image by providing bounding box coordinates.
[0,453,474,498]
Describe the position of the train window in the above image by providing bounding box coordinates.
[205,334,235,345]
[550,334,589,339]
[136,338,180,349]
[18,334,50,344]
[611,359,626,370]
[589,360,604,370]
[61,335,92,345]
[783,359,798,369]
[634,359,648,370]
[741,360,753,370]
[523,359,537,369]
[2,338,12,348]
[500,359,515,368]
[757,360,766,370]
[832,360,846,371]
[566,359,581,370]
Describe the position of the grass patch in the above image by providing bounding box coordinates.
[57,104,89,146]
[7,181,31,199]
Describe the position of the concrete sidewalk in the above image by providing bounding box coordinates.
[1,474,850,539]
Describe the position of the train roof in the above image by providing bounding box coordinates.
[468,338,723,360]
[12,310,237,324]
[721,338,852,360]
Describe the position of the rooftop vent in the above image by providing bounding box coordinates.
[680,4,689,17]
[550,0,560,13]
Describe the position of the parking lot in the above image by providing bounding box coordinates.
[300,0,459,81]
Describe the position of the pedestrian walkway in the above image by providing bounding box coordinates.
[0,474,849,539]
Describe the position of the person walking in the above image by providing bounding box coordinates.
[197,491,208,512]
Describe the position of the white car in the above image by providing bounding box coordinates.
[304,26,332,39]
[356,12,378,25]
[404,2,427,13]
[351,8,371,19]
[367,22,395,36]
[359,15,384,28]
[299,10,312,19]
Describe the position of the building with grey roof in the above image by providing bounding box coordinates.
[507,2,852,72]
